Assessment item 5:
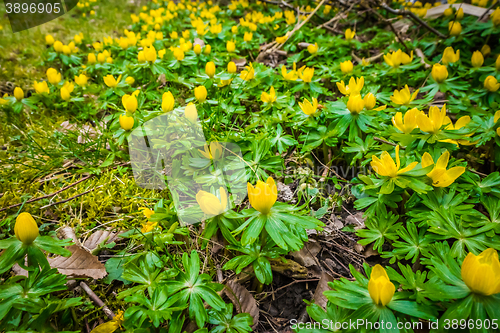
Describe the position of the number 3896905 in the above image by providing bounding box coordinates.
[5,2,61,14]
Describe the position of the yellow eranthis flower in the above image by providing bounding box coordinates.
[47,68,61,85]
[299,67,314,82]
[281,64,299,81]
[90,309,124,333]
[45,34,55,45]
[205,61,216,78]
[416,105,451,134]
[244,32,253,42]
[484,76,500,92]
[361,58,370,66]
[226,40,236,52]
[104,75,122,88]
[75,74,88,87]
[61,86,71,101]
[491,7,500,25]
[34,81,49,94]
[275,35,288,44]
[173,47,185,61]
[441,116,476,146]
[299,97,319,116]
[390,85,419,105]
[194,85,207,103]
[481,44,491,57]
[346,94,365,114]
[421,151,465,187]
[448,21,462,36]
[471,50,484,68]
[119,114,134,130]
[368,265,395,307]
[336,76,364,96]
[392,108,420,134]
[227,61,237,74]
[431,64,448,83]
[87,53,97,64]
[162,91,175,112]
[125,77,135,85]
[384,49,413,68]
[462,248,500,296]
[196,187,228,216]
[363,93,376,110]
[93,41,103,51]
[141,221,158,233]
[340,60,353,74]
[62,45,71,55]
[442,47,460,65]
[204,44,212,55]
[307,43,318,54]
[14,87,24,101]
[261,86,277,104]
[14,212,39,245]
[345,28,355,41]
[198,142,223,160]
[218,79,233,87]
[139,207,155,219]
[185,102,198,122]
[193,44,202,55]
[122,93,138,113]
[240,63,255,81]
[247,177,277,215]
[456,7,464,19]
[53,41,63,52]
[371,145,418,178]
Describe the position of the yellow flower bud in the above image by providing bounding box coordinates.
[14,212,39,245]
[173,48,185,61]
[104,74,122,88]
[442,47,459,65]
[194,85,207,103]
[307,42,318,54]
[340,60,353,74]
[193,44,202,55]
[368,265,395,306]
[496,55,500,71]
[363,92,376,110]
[490,7,500,26]
[481,44,491,57]
[61,86,71,101]
[53,41,63,52]
[185,102,198,122]
[88,53,97,64]
[13,87,24,101]
[204,44,212,54]
[228,61,237,74]
[226,41,235,52]
[119,114,134,131]
[461,248,500,296]
[34,81,49,94]
[448,21,462,36]
[162,91,175,112]
[45,34,55,45]
[144,45,157,62]
[456,7,464,19]
[345,28,355,41]
[431,63,448,83]
[231,25,238,33]
[122,93,138,113]
[444,7,453,16]
[74,34,83,44]
[97,53,106,63]
[471,50,484,68]
[347,94,365,114]
[196,187,228,216]
[484,76,500,92]
[205,61,216,78]
[244,32,253,42]
[75,74,88,87]
[126,77,135,85]
[247,177,277,215]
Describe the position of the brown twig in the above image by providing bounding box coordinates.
[80,281,115,320]
[40,185,103,209]
[0,175,95,212]
[373,137,405,149]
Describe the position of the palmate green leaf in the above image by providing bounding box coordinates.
[382,222,430,264]
[240,214,266,246]
[387,300,437,321]
[356,209,401,252]
[33,236,73,257]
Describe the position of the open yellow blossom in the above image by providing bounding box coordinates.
[34,81,49,94]
[75,74,88,87]
[281,63,299,81]
[14,212,39,245]
[431,64,448,83]
[299,97,319,116]
[139,207,155,219]
[462,248,500,296]
[122,93,138,113]
[119,114,134,130]
[345,28,355,41]
[416,105,451,134]
[368,265,395,307]
[261,86,277,104]
[196,187,228,216]
[299,67,314,82]
[336,77,364,95]
[47,68,61,85]
[442,116,475,146]
[340,60,353,74]
[384,49,413,68]
[371,145,418,178]
[247,177,277,215]
[244,32,253,42]
[198,142,223,160]
[390,85,419,105]
[347,94,365,114]
[173,47,185,61]
[484,76,500,92]
[104,75,122,88]
[141,221,158,233]
[421,151,465,187]
[442,47,460,65]
[307,43,318,54]
[275,35,288,44]
[240,63,255,81]
[392,108,420,134]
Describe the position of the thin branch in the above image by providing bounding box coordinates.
[80,282,115,320]
[374,137,405,149]
[40,185,103,209]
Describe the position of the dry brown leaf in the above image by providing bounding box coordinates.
[313,272,334,309]
[231,58,247,67]
[83,230,118,252]
[345,212,365,230]
[48,245,107,279]
[224,280,259,328]
[269,258,309,279]
[291,241,321,267]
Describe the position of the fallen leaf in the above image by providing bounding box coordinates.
[83,230,119,252]
[224,280,259,329]
[313,272,333,309]
[291,241,321,267]
[345,212,365,230]
[48,245,107,279]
